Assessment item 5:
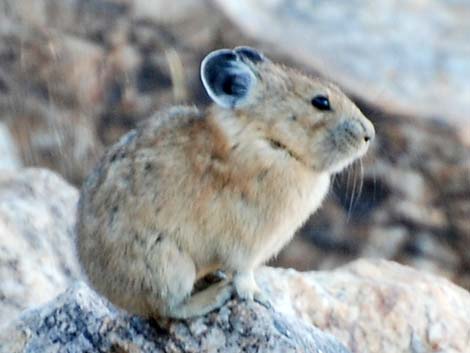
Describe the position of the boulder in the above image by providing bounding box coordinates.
[2,260,469,353]
[0,168,81,324]
[0,282,350,353]
[260,260,470,353]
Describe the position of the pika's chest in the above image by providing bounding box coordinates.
[267,171,330,235]
[215,169,330,263]
[259,167,330,219]
[251,171,330,262]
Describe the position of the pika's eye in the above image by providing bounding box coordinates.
[311,95,331,111]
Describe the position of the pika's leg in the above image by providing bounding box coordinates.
[149,238,232,319]
[233,270,271,309]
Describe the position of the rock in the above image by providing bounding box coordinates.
[258,260,470,353]
[0,168,81,323]
[0,122,21,170]
[213,0,470,130]
[2,260,469,353]
[0,282,351,353]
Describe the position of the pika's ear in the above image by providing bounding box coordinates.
[234,46,265,64]
[200,49,257,109]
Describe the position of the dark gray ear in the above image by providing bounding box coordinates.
[200,49,257,108]
[234,46,265,64]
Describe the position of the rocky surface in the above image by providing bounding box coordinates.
[0,168,81,323]
[2,260,469,353]
[260,260,470,353]
[0,0,469,292]
[214,0,470,132]
[0,282,351,353]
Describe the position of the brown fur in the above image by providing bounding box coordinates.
[76,51,374,319]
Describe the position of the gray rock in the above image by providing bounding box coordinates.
[258,260,470,353]
[0,282,351,353]
[3,260,470,353]
[0,168,81,325]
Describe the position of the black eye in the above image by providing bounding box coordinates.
[311,95,331,111]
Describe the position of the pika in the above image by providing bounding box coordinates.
[76,47,374,319]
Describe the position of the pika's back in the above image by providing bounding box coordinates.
[78,106,198,202]
[77,106,204,230]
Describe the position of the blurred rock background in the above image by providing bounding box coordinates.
[0,0,469,294]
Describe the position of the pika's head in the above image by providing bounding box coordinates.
[201,47,374,174]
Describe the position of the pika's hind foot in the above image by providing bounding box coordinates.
[166,280,233,319]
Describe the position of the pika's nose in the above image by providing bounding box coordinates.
[337,117,375,145]
[362,118,375,143]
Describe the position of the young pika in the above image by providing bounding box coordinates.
[76,47,374,319]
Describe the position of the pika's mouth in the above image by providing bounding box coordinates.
[327,147,367,174]
[324,119,374,174]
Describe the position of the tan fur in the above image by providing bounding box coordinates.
[76,50,374,319]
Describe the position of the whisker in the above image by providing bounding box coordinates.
[357,159,364,204]
[348,162,359,221]
[372,164,377,208]
[330,172,337,191]
[344,163,352,221]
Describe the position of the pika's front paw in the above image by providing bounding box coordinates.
[233,271,272,309]
[253,290,272,309]
[235,283,272,309]
[234,271,257,300]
